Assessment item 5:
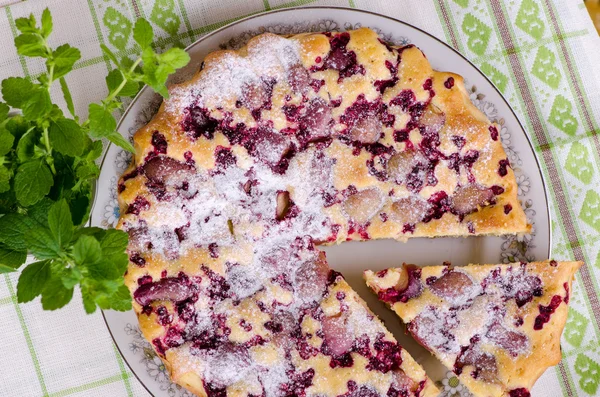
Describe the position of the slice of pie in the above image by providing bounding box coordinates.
[364,261,582,397]
[128,245,438,397]
[117,26,532,396]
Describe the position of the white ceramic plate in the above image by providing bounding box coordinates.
[91,7,550,397]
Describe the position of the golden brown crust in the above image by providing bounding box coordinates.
[365,261,582,397]
[118,27,532,397]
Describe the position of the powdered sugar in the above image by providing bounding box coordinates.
[168,35,300,113]
[433,270,482,306]
[453,294,494,347]
[403,264,539,370]
[343,295,385,341]
[259,359,292,397]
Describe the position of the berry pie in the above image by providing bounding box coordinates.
[117,26,532,396]
[364,261,582,397]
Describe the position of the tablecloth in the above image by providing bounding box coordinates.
[1,0,599,396]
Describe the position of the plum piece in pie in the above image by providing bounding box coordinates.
[364,261,582,397]
[117,26,533,396]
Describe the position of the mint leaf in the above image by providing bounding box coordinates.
[0,127,15,155]
[69,193,91,226]
[48,199,73,248]
[73,235,102,265]
[85,140,103,161]
[22,88,52,120]
[119,56,136,72]
[75,162,99,180]
[41,8,52,39]
[41,275,73,310]
[0,102,9,122]
[141,47,190,99]
[141,48,169,97]
[51,44,81,80]
[0,264,17,274]
[73,227,106,241]
[49,103,64,120]
[24,226,60,259]
[76,233,126,281]
[100,229,128,273]
[2,77,35,108]
[28,197,53,227]
[17,260,51,303]
[100,229,128,255]
[61,266,81,289]
[81,278,116,311]
[16,129,39,162]
[109,284,132,311]
[160,47,190,69]
[81,285,97,314]
[59,77,76,118]
[105,69,124,92]
[119,80,141,97]
[48,117,85,156]
[0,213,32,250]
[133,18,154,50]
[49,158,76,198]
[105,69,139,98]
[0,166,12,193]
[15,15,38,34]
[93,279,121,309]
[100,44,120,67]
[14,158,53,207]
[88,259,120,280]
[106,131,134,153]
[15,33,48,58]
[6,116,31,142]
[0,191,17,216]
[88,103,116,138]
[0,244,27,269]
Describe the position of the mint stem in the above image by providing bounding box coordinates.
[104,57,143,104]
[47,63,54,87]
[42,127,56,175]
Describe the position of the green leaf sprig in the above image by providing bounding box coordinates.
[0,9,190,313]
[90,18,189,148]
[15,199,131,312]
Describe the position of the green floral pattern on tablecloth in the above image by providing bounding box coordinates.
[0,1,599,396]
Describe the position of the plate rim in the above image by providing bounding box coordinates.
[96,6,552,396]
